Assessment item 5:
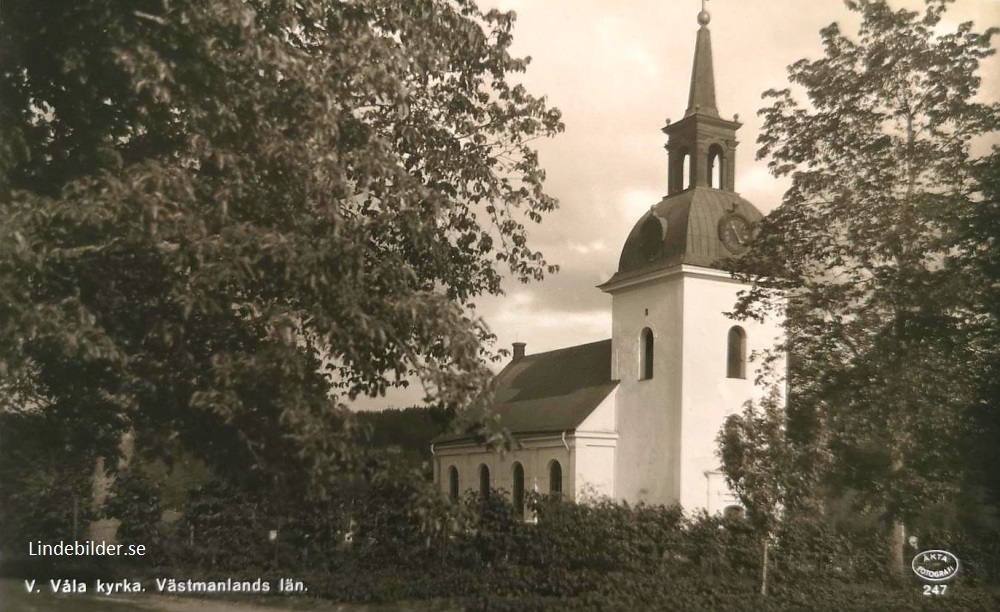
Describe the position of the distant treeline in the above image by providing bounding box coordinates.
[355,406,455,469]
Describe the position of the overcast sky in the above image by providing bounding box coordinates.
[350,0,1000,411]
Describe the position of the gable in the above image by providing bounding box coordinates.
[435,339,618,444]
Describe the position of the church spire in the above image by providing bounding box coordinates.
[662,0,740,194]
[685,1,719,118]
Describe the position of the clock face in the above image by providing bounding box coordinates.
[718,214,752,253]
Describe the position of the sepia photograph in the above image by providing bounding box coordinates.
[2,0,999,610]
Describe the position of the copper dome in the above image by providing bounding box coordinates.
[609,187,763,284]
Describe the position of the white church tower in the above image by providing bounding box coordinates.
[597,6,784,514]
[433,5,784,517]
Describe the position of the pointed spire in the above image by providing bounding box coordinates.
[685,2,719,118]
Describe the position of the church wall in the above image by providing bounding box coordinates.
[677,268,785,513]
[573,434,617,500]
[577,390,617,433]
[704,470,740,515]
[435,436,576,502]
[574,393,619,499]
[609,271,685,506]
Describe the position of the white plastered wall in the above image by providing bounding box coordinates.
[435,436,574,505]
[435,389,619,505]
[605,264,785,514]
[574,390,619,499]
[677,266,785,513]
[608,270,684,505]
[573,435,617,500]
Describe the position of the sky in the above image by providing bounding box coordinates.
[350,0,1000,411]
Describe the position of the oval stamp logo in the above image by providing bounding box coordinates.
[911,550,960,583]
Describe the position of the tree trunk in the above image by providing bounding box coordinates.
[887,451,907,581]
[888,519,906,580]
[760,537,771,597]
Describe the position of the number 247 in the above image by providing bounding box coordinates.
[923,585,948,596]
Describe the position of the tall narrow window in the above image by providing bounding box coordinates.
[640,327,654,380]
[708,144,725,189]
[479,464,490,497]
[448,466,459,501]
[512,463,525,513]
[727,326,747,379]
[682,152,692,190]
[549,460,562,497]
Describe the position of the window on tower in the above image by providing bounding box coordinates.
[479,464,490,497]
[708,144,725,189]
[640,327,654,380]
[682,151,692,190]
[727,326,746,379]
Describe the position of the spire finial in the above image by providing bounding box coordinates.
[686,0,719,117]
[698,0,711,26]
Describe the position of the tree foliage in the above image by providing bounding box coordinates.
[0,0,563,497]
[719,389,824,537]
[718,387,825,595]
[355,405,454,472]
[0,412,97,552]
[960,151,1000,505]
[730,0,999,575]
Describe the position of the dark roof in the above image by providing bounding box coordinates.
[434,339,618,445]
[603,187,764,287]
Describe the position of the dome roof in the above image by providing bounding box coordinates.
[608,187,763,284]
[599,6,767,291]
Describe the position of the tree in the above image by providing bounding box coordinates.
[0,0,562,502]
[355,405,454,473]
[0,412,98,554]
[718,387,824,596]
[961,151,1000,508]
[732,0,999,579]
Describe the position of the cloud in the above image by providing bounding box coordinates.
[568,239,610,255]
[348,0,1000,411]
[738,167,789,215]
[489,304,611,355]
[502,266,612,312]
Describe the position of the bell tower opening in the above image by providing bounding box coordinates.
[708,143,725,189]
[662,4,740,195]
[600,1,782,514]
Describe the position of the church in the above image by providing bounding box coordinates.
[433,7,784,516]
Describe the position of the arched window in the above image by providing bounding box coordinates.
[707,144,725,189]
[448,466,459,501]
[727,326,747,379]
[548,460,563,497]
[512,463,525,512]
[681,151,692,190]
[479,464,490,497]
[640,327,654,380]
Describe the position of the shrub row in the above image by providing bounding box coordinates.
[8,481,998,610]
[142,490,998,608]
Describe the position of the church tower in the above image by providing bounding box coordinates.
[598,6,784,513]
